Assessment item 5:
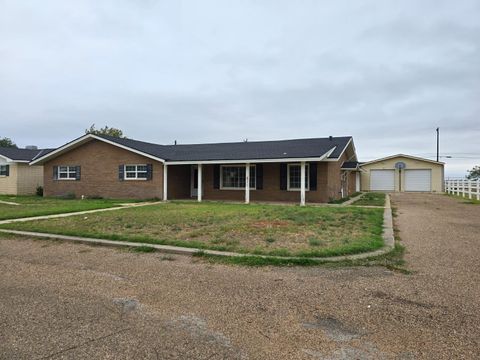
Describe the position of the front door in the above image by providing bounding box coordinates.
[191,165,198,197]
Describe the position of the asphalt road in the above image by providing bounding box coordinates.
[0,193,478,359]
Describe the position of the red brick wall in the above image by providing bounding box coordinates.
[43,140,164,199]
[348,171,357,195]
[199,161,342,203]
[167,165,191,199]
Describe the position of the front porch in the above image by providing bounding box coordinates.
[163,161,345,205]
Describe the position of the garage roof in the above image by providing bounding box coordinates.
[360,154,444,166]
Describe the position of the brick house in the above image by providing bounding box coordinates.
[30,134,359,205]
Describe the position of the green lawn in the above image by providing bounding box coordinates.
[0,195,135,220]
[0,201,385,258]
[351,192,386,206]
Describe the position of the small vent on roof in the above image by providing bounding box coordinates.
[25,145,38,150]
[329,136,333,141]
[174,140,177,145]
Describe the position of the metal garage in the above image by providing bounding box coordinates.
[405,169,432,192]
[360,154,445,193]
[370,169,395,191]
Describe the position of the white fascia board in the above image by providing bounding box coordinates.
[360,153,445,166]
[165,147,336,165]
[30,134,166,165]
[0,154,14,162]
[88,135,165,163]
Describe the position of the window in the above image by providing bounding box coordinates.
[221,165,256,189]
[58,166,77,180]
[287,164,309,190]
[124,164,148,180]
[0,165,8,176]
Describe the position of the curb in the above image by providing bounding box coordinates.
[0,195,395,263]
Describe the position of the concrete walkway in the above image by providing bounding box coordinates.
[0,201,163,225]
[0,195,394,262]
[0,200,20,206]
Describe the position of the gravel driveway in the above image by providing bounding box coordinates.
[0,193,478,359]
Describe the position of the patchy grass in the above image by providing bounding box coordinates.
[328,192,362,204]
[133,245,157,253]
[193,243,407,270]
[0,201,385,258]
[446,193,480,205]
[0,195,138,220]
[352,192,386,206]
[195,205,407,270]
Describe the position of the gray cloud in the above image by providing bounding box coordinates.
[0,0,479,176]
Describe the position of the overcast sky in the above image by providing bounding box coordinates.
[1,0,479,176]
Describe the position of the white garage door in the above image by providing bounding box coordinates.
[405,169,431,192]
[370,170,395,191]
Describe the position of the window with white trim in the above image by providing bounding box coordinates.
[220,165,256,189]
[0,165,8,176]
[58,166,77,180]
[287,164,309,190]
[124,164,148,180]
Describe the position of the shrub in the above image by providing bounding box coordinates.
[36,186,44,196]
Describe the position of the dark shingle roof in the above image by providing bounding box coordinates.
[341,161,360,169]
[97,135,352,162]
[0,147,54,162]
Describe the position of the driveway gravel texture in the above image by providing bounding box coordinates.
[0,193,478,359]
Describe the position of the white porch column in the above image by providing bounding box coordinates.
[163,164,168,201]
[300,161,306,206]
[245,163,250,204]
[197,163,203,202]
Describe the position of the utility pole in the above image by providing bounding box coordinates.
[436,127,440,162]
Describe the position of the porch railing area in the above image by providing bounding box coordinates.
[445,179,480,200]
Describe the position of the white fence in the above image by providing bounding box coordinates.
[445,179,480,200]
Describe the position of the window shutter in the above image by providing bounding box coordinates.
[280,164,287,190]
[146,164,153,180]
[213,165,220,189]
[256,164,263,189]
[119,165,124,181]
[75,166,81,180]
[53,166,58,180]
[5,165,9,176]
[309,162,317,190]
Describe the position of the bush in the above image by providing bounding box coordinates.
[36,186,44,196]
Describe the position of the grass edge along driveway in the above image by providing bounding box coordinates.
[0,201,385,258]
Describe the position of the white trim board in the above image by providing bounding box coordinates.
[30,134,166,165]
[361,154,444,166]
[165,147,336,165]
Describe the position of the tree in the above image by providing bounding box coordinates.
[466,165,480,180]
[85,124,125,138]
[0,137,17,148]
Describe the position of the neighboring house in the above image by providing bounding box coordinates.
[30,134,359,204]
[358,154,445,192]
[0,147,52,195]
